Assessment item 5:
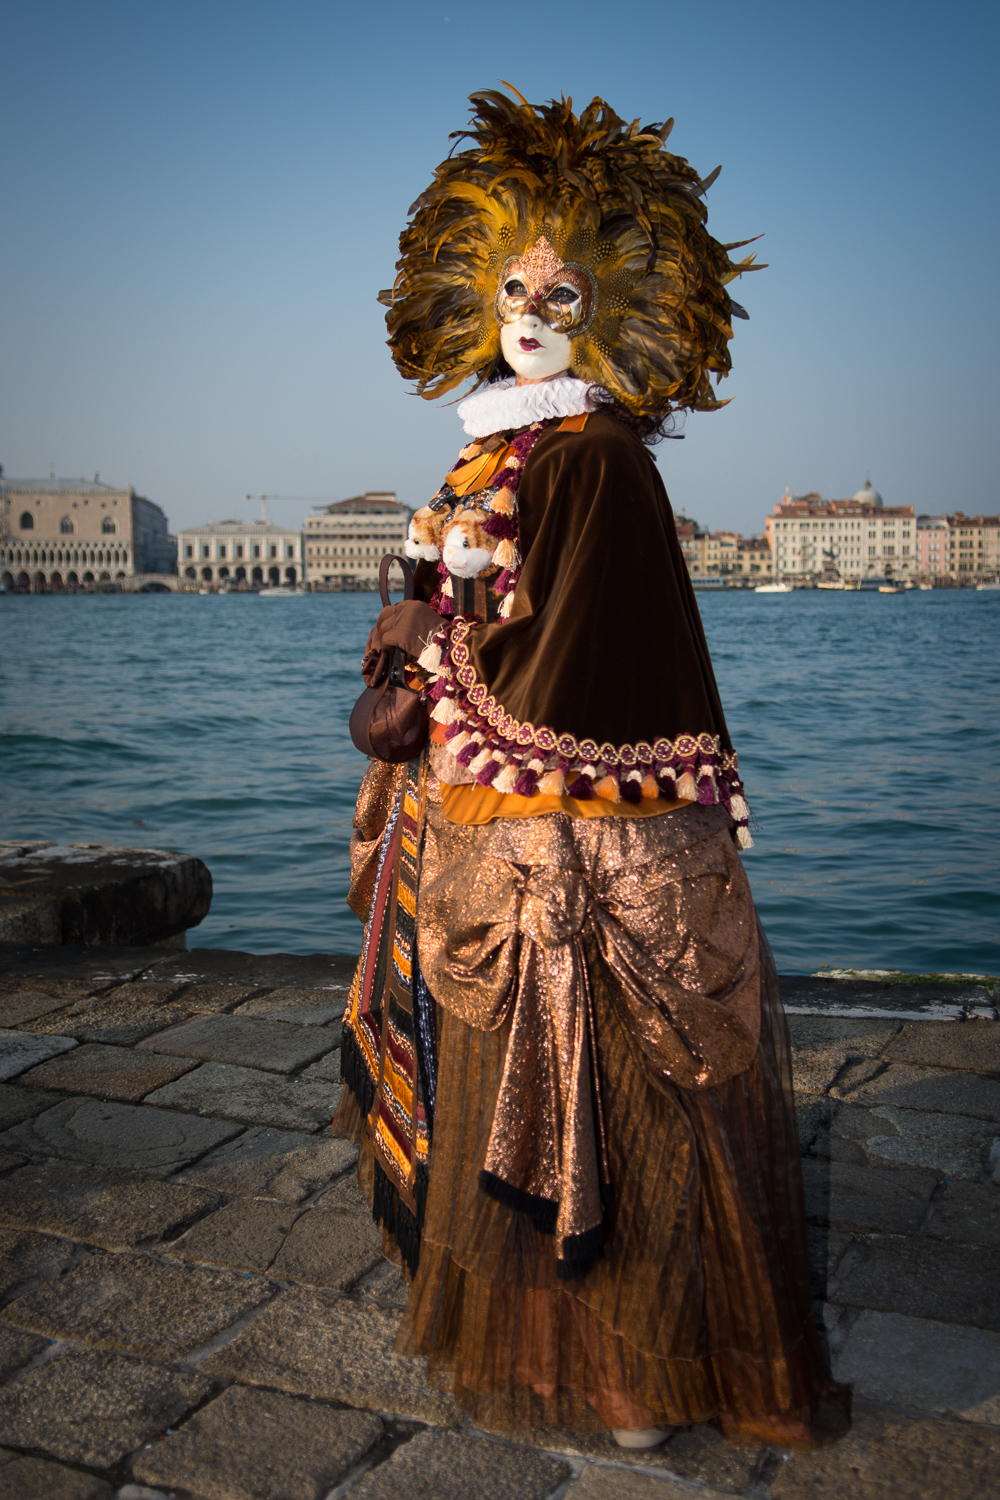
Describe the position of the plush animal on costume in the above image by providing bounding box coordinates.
[441,506,497,578]
[404,505,449,562]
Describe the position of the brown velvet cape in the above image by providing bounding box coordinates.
[418,410,732,754]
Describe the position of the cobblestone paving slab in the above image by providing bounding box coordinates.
[0,946,154,985]
[837,1235,1000,1330]
[807,1227,853,1301]
[355,1259,409,1309]
[0,1346,211,1467]
[801,1159,936,1234]
[0,1161,219,1250]
[0,1451,113,1498]
[0,1031,76,1081]
[0,1085,54,1130]
[171,1199,303,1271]
[233,987,346,1026]
[0,1227,76,1301]
[145,1061,342,1132]
[349,1430,571,1500]
[5,1252,273,1357]
[0,1152,25,1178]
[793,1095,830,1153]
[201,1286,461,1426]
[21,996,197,1048]
[132,1384,384,1500]
[886,1019,1000,1072]
[139,1014,335,1074]
[162,984,266,1013]
[17,1043,198,1102]
[0,977,109,1001]
[176,1125,356,1202]
[504,1424,762,1492]
[0,1096,241,1175]
[567,1467,733,1499]
[0,1326,47,1382]
[299,1044,343,1084]
[833,1309,1000,1424]
[317,1171,371,1214]
[97,980,191,1007]
[270,1208,384,1290]
[840,1062,1000,1120]
[771,1401,1000,1499]
[0,991,81,1028]
[787,1018,900,1096]
[814,1100,998,1179]
[924,1179,1000,1244]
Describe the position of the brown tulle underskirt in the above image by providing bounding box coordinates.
[339,937,846,1449]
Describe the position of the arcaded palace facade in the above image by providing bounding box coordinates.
[0,476,174,589]
[175,518,304,587]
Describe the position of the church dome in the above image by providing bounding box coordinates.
[853,480,883,508]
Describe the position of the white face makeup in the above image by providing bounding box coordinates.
[499,313,572,382]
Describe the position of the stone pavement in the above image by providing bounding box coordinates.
[0,943,997,1499]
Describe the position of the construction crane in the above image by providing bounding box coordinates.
[243,493,339,522]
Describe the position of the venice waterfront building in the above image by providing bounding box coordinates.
[303,492,409,590]
[176,519,303,587]
[0,476,174,590]
[766,483,918,581]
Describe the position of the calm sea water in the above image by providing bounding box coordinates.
[2,589,997,973]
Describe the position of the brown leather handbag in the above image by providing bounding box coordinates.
[349,555,430,763]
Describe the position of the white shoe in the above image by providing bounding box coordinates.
[611,1428,671,1449]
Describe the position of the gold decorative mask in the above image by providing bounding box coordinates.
[494,236,597,335]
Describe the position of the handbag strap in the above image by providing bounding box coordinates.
[379,554,415,608]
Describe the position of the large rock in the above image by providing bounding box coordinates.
[0,841,211,947]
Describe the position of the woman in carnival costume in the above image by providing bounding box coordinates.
[333,86,848,1451]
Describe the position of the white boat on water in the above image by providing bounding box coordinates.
[976,581,1000,591]
[755,582,792,593]
[878,584,905,593]
[259,585,307,597]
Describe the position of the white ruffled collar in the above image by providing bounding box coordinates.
[456,375,600,438]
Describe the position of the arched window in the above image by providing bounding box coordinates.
[19,511,34,530]
[60,516,74,534]
[102,517,116,534]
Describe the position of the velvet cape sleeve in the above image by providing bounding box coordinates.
[461,411,734,754]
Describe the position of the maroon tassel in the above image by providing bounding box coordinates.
[494,568,514,593]
[566,775,594,800]
[483,513,518,539]
[427,678,447,703]
[619,778,643,804]
[513,768,539,797]
[475,759,500,786]
[657,773,677,798]
[456,740,481,767]
[444,720,464,742]
[697,775,716,806]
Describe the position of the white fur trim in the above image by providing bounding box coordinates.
[405,537,440,562]
[456,376,601,438]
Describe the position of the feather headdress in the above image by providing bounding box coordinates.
[379,85,762,420]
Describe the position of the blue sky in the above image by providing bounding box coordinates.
[2,0,996,535]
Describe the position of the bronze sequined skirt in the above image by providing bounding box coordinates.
[342,798,845,1447]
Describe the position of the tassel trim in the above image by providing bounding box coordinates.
[416,616,753,841]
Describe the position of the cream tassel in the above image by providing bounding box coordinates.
[499,592,515,619]
[676,771,698,801]
[430,695,457,725]
[492,538,519,570]
[441,576,453,598]
[468,748,494,775]
[417,639,443,673]
[735,825,754,850]
[448,731,472,757]
[492,762,519,794]
[491,487,515,515]
[594,775,620,802]
[730,793,750,822]
[640,774,659,799]
[539,768,566,796]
